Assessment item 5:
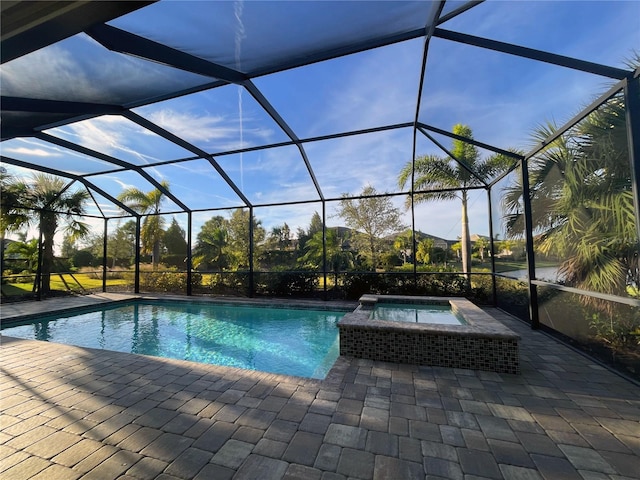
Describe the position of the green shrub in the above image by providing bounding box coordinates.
[206,272,250,295]
[161,254,188,269]
[255,271,319,297]
[589,310,640,351]
[72,250,96,267]
[342,273,391,299]
[138,269,191,293]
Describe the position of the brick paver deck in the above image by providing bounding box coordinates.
[1,295,639,479]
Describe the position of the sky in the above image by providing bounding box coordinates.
[1,0,639,249]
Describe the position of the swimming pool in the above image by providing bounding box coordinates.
[371,303,466,325]
[0,301,348,379]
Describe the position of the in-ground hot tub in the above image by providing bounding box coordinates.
[338,295,520,374]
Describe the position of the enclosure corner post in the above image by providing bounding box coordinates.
[521,157,539,329]
[134,216,141,294]
[322,202,328,301]
[624,75,640,247]
[487,188,498,307]
[248,207,254,298]
[186,212,192,296]
[35,226,43,301]
[102,218,108,293]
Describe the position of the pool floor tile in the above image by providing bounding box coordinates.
[0,295,639,479]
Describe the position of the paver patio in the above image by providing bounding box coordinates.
[1,294,639,479]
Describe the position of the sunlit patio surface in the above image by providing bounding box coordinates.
[1,295,639,480]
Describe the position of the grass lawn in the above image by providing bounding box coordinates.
[2,273,130,296]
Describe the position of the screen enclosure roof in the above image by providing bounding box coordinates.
[1,0,638,219]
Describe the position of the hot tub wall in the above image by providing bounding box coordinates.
[338,326,519,374]
[339,295,520,374]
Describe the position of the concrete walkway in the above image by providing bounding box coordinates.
[1,296,639,479]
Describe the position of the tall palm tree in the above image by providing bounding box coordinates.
[117,181,169,270]
[398,124,512,276]
[11,174,89,295]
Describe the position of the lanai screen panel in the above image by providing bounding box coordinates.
[45,117,196,166]
[1,32,215,133]
[108,1,441,74]
[216,145,320,204]
[1,137,124,176]
[133,86,291,154]
[418,37,611,150]
[252,38,424,139]
[140,160,245,210]
[86,170,183,215]
[305,127,415,199]
[442,1,640,67]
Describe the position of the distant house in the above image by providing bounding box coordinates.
[384,231,457,251]
[416,232,456,250]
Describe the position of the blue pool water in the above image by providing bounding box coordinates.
[371,303,465,325]
[1,301,347,379]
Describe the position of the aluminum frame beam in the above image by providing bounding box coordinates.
[419,128,490,188]
[123,111,252,207]
[1,96,123,115]
[0,155,138,216]
[245,81,324,201]
[419,123,523,160]
[86,23,247,84]
[433,28,629,80]
[1,1,155,64]
[35,132,191,212]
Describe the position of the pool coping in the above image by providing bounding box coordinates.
[0,293,357,325]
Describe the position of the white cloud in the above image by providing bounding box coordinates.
[145,106,277,153]
[147,109,227,143]
[3,147,61,158]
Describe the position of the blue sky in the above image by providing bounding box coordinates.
[1,0,639,248]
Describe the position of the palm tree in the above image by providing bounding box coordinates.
[0,169,28,236]
[416,238,434,265]
[502,104,636,309]
[117,181,169,270]
[0,169,28,275]
[474,236,489,262]
[393,230,413,264]
[10,174,89,295]
[398,124,512,276]
[299,228,353,286]
[6,237,39,273]
[194,226,229,271]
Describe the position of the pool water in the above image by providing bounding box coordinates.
[1,301,346,379]
[371,303,465,325]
